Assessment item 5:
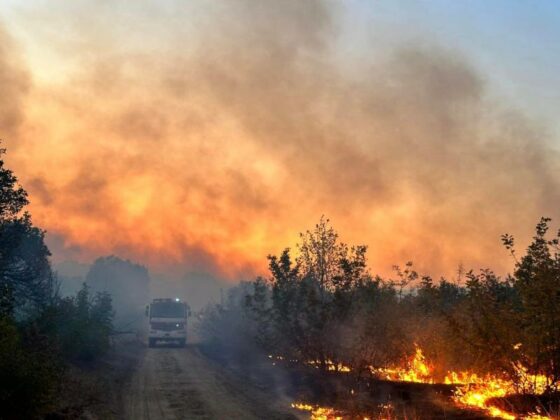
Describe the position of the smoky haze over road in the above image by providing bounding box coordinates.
[124,330,297,420]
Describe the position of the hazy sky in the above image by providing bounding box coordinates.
[0,1,559,280]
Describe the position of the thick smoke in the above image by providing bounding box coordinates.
[3,1,560,279]
[0,25,29,141]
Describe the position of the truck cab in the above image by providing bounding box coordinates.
[145,298,190,347]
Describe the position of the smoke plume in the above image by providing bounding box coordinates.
[2,1,559,279]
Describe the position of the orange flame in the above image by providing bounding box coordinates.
[445,367,551,420]
[371,346,433,383]
[291,402,343,420]
[286,346,552,419]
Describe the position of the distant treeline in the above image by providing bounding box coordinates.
[0,147,114,419]
[201,216,560,395]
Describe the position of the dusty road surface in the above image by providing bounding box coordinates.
[124,342,299,420]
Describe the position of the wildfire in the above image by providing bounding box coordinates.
[372,346,551,420]
[308,359,352,373]
[444,368,551,420]
[291,402,378,420]
[291,402,392,420]
[291,402,343,420]
[268,354,351,372]
[286,346,553,420]
[446,373,517,420]
[371,347,433,383]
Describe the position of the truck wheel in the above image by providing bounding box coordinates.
[148,338,156,348]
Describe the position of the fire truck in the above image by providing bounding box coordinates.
[145,298,191,347]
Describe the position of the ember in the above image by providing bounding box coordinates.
[291,402,343,420]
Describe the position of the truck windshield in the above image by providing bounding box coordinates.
[151,302,185,318]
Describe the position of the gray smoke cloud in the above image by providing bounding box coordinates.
[2,1,559,280]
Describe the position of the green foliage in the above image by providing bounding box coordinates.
[0,146,115,418]
[40,283,114,362]
[232,216,560,395]
[0,317,61,419]
[0,283,114,418]
[0,147,54,318]
[0,214,55,316]
[242,218,420,374]
[449,269,519,373]
[508,218,560,391]
[261,218,372,369]
[0,147,28,220]
[340,277,409,372]
[0,146,61,418]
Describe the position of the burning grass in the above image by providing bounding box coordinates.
[204,219,560,420]
[286,346,556,420]
[291,402,343,420]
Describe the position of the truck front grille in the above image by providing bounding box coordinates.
[150,322,184,331]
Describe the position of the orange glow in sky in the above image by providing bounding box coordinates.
[1,1,559,280]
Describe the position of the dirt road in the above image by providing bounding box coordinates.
[124,343,299,420]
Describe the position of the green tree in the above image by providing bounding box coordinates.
[0,146,27,219]
[505,217,560,392]
[40,283,114,362]
[86,255,149,328]
[0,315,61,419]
[450,269,519,374]
[0,147,54,317]
[249,217,371,371]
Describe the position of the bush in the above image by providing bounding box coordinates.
[0,145,115,418]
[39,283,114,363]
[210,216,560,396]
[0,317,61,419]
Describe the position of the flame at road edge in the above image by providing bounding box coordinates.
[286,346,553,420]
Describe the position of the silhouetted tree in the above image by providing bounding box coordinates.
[0,317,60,418]
[86,255,149,328]
[505,217,560,392]
[206,216,560,402]
[0,147,54,317]
[248,218,372,371]
[0,146,60,418]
